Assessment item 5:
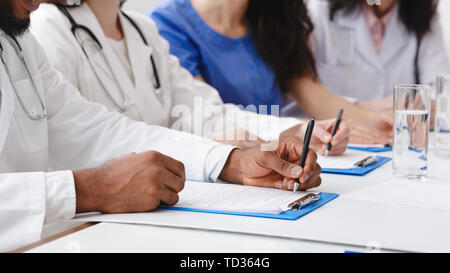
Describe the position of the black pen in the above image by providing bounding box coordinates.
[294,118,315,192]
[325,107,344,157]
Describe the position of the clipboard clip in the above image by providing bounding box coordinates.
[354,156,379,168]
[288,193,320,210]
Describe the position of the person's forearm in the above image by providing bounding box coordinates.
[291,77,372,123]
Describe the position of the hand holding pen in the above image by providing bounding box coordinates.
[325,107,344,157]
[294,118,315,192]
[279,115,349,156]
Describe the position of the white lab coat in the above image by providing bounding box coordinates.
[0,30,238,252]
[30,3,301,140]
[308,0,450,101]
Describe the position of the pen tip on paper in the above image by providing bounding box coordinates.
[325,150,329,157]
[293,183,299,193]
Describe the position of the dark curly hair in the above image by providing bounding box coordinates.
[329,0,438,39]
[245,0,318,94]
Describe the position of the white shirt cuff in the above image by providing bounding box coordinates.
[44,171,76,224]
[204,145,238,182]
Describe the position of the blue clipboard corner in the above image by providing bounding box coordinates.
[322,156,391,176]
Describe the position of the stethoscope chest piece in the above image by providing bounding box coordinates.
[0,37,47,121]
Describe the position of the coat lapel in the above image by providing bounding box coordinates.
[120,14,152,90]
[0,38,16,153]
[120,13,155,101]
[119,12,169,124]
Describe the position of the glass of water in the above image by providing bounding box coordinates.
[393,85,431,179]
[435,76,450,156]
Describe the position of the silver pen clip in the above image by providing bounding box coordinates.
[354,156,379,168]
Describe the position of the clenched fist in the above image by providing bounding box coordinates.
[73,151,185,214]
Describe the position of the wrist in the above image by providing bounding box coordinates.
[73,169,98,213]
[218,148,243,184]
[353,108,373,125]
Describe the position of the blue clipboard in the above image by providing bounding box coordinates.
[322,156,391,176]
[348,146,392,153]
[159,192,339,221]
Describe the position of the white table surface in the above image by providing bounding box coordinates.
[29,222,382,253]
[31,148,450,253]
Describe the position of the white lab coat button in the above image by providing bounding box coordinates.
[155,88,162,95]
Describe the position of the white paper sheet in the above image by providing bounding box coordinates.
[318,150,376,169]
[173,182,313,214]
[343,178,450,212]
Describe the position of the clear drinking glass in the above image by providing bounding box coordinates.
[393,85,431,179]
[435,76,450,157]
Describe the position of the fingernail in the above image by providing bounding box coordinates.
[275,182,283,189]
[290,166,302,176]
[288,182,294,190]
[324,135,331,141]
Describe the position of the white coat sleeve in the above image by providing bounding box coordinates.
[419,13,450,90]
[0,171,75,252]
[142,19,302,141]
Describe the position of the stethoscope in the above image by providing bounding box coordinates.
[57,6,162,113]
[0,37,47,121]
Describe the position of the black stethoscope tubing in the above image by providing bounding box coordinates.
[57,5,162,112]
[0,36,47,121]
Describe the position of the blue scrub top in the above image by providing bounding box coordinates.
[149,0,283,115]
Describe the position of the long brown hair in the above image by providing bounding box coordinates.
[245,0,318,94]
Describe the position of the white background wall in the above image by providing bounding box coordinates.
[124,0,450,59]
